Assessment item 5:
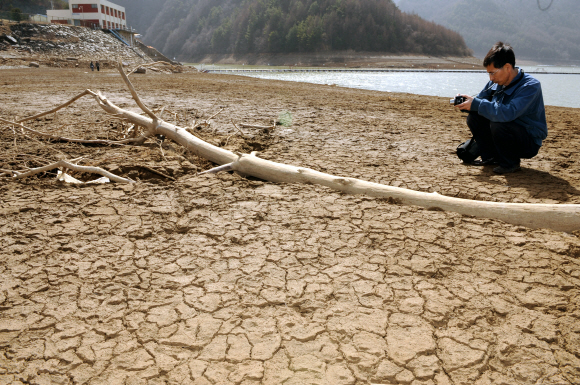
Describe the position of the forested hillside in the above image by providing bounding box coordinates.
[397,0,580,63]
[114,0,472,61]
[0,0,68,13]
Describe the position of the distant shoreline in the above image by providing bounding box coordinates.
[196,67,579,76]
[186,52,483,70]
[185,52,580,70]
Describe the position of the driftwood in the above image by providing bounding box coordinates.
[0,117,129,145]
[3,159,133,183]
[2,63,580,232]
[189,108,224,131]
[238,122,276,130]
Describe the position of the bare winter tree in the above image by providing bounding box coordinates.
[2,63,580,232]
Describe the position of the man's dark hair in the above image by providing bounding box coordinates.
[483,42,516,69]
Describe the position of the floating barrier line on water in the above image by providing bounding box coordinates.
[204,69,579,75]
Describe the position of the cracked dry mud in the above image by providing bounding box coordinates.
[1,68,580,385]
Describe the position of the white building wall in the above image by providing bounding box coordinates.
[46,9,72,24]
[98,0,127,29]
[47,1,127,29]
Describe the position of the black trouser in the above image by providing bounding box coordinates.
[466,113,540,168]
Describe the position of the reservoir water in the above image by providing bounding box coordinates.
[216,66,580,108]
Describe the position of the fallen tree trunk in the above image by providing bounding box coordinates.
[6,63,580,233]
[231,153,580,233]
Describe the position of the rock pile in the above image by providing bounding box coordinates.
[0,22,151,66]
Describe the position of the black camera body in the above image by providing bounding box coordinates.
[450,95,466,105]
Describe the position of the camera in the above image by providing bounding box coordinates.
[450,95,466,105]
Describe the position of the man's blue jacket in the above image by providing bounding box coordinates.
[470,69,548,147]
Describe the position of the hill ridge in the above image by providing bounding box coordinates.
[113,0,472,61]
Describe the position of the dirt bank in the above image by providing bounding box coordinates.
[1,67,579,385]
[1,22,151,69]
[192,51,482,69]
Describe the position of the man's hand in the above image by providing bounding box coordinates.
[455,94,473,111]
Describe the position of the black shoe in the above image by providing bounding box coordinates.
[472,158,498,166]
[493,165,521,174]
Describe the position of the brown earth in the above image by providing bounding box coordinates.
[1,67,580,385]
[192,52,482,69]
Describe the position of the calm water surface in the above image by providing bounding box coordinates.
[230,66,579,108]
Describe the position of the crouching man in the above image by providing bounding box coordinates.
[456,42,548,174]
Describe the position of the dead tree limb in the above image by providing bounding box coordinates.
[190,107,224,130]
[230,120,247,138]
[17,90,99,124]
[206,108,224,123]
[4,62,580,232]
[103,64,580,232]
[7,160,133,183]
[118,64,157,120]
[198,162,234,175]
[239,122,276,130]
[141,166,176,181]
[0,117,127,145]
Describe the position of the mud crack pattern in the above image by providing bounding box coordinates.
[1,69,580,385]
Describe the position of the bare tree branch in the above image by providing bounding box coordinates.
[117,62,158,120]
[198,162,234,175]
[230,119,247,138]
[0,117,129,145]
[141,166,176,181]
[3,63,580,232]
[17,90,99,124]
[5,160,133,183]
[239,122,276,130]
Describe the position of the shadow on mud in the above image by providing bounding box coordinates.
[475,167,580,202]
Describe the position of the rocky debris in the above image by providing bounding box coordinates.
[0,23,151,66]
[4,35,17,44]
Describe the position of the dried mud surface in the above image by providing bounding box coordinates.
[1,68,580,385]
